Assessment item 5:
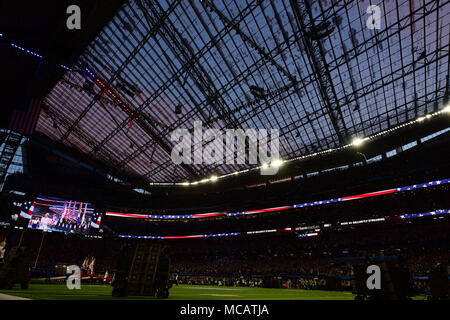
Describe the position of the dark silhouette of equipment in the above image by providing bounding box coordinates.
[261,276,282,288]
[353,257,414,300]
[111,243,134,297]
[115,76,141,98]
[249,85,265,99]
[306,21,335,40]
[0,246,30,289]
[325,276,338,291]
[175,104,182,115]
[428,263,449,300]
[353,262,371,299]
[112,242,171,298]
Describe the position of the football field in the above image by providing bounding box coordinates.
[0,284,427,300]
[0,284,358,300]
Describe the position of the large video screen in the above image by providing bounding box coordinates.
[28,196,102,234]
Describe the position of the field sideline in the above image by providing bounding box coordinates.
[0,284,428,300]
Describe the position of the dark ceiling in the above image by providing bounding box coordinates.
[0,0,124,126]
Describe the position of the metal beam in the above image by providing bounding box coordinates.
[59,0,181,143]
[290,0,349,144]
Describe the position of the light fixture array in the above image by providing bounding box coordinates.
[150,104,450,187]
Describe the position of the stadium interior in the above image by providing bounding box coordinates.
[1,0,450,301]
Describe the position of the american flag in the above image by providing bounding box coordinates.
[19,201,35,219]
[6,99,42,135]
[90,211,102,229]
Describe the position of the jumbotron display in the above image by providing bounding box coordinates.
[27,196,102,234]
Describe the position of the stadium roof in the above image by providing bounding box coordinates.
[36,0,450,184]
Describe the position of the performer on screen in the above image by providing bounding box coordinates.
[40,213,52,231]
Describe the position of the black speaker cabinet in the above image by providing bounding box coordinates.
[112,242,170,298]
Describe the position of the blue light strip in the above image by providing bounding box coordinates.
[10,43,43,58]
[7,38,73,71]
[399,209,450,219]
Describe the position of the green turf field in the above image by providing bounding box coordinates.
[0,284,357,300]
[0,283,427,300]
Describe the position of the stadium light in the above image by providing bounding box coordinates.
[210,175,218,182]
[164,104,450,187]
[416,116,426,122]
[352,137,367,147]
[270,159,284,167]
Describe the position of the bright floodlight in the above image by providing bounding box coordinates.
[261,163,269,169]
[210,175,218,182]
[417,116,426,122]
[443,105,450,113]
[352,137,366,146]
[271,159,284,167]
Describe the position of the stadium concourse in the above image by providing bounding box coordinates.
[1,0,450,304]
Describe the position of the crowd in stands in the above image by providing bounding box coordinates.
[169,223,450,273]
